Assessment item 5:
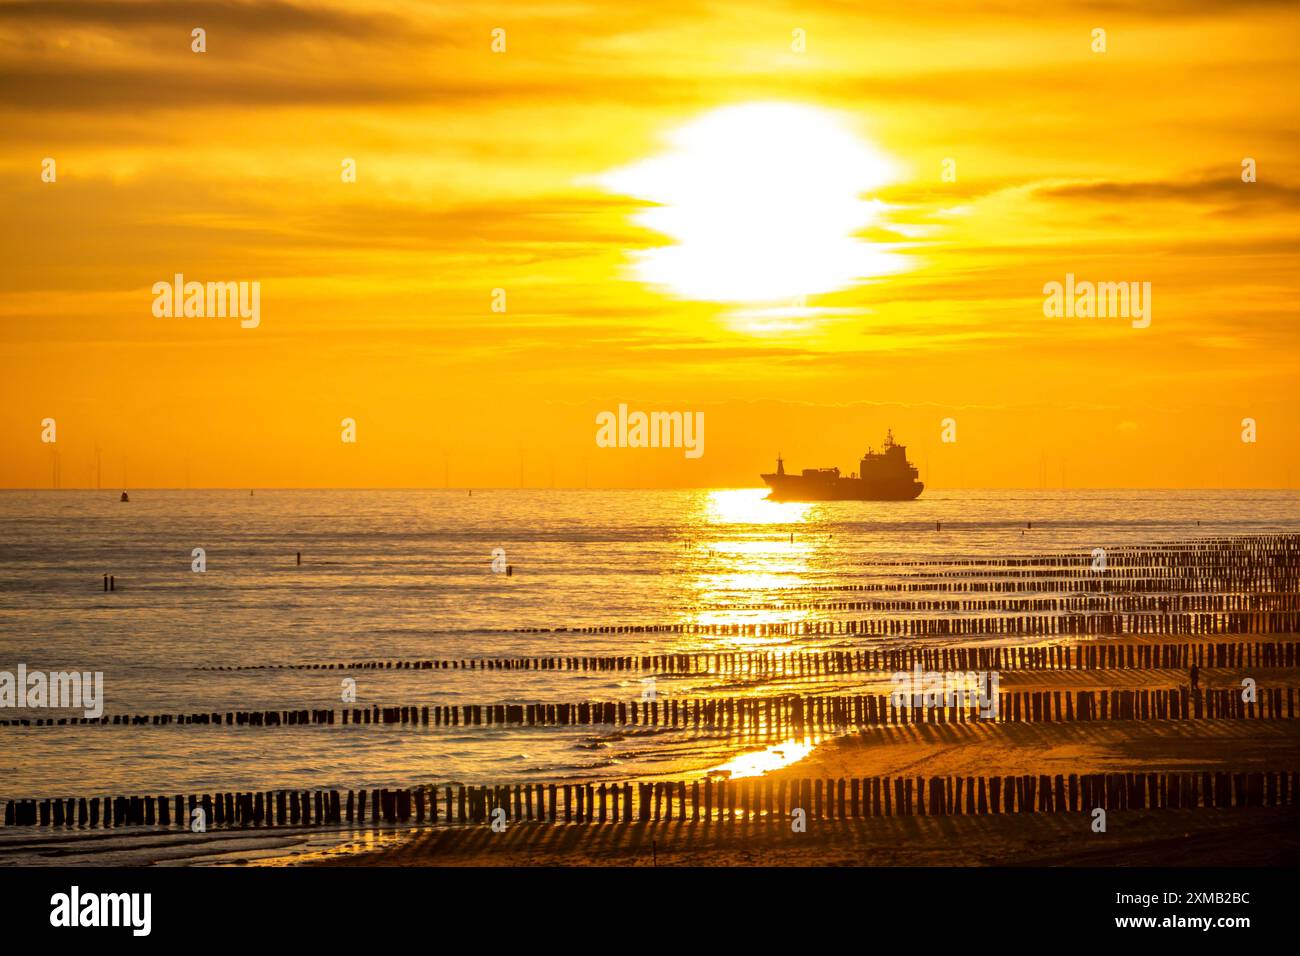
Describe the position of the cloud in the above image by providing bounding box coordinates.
[0,0,411,36]
[1037,177,1300,209]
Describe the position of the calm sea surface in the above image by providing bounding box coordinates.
[1,488,1297,803]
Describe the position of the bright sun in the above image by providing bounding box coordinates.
[599,102,903,305]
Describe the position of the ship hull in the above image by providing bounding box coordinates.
[761,474,923,501]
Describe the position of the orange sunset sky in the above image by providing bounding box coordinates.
[1,0,1297,489]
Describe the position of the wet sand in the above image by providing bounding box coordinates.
[305,645,1300,867]
[309,808,1300,867]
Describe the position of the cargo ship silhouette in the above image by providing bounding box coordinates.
[761,430,924,501]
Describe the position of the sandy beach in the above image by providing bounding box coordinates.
[306,637,1300,867]
[309,808,1300,867]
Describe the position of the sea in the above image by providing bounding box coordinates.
[0,487,1296,862]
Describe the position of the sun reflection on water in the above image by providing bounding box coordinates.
[682,489,823,634]
[708,738,816,779]
[702,488,812,525]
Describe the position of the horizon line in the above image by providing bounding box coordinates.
[3,486,1298,493]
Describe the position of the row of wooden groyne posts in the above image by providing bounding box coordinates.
[509,611,1300,638]
[903,565,1298,584]
[857,535,1300,574]
[185,603,1300,650]
[200,639,1300,676]
[9,685,1298,730]
[198,637,1300,676]
[6,768,1299,831]
[773,578,1297,595]
[690,592,1300,616]
[868,535,1300,568]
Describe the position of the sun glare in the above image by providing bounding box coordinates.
[598,102,904,305]
[709,738,816,780]
[705,488,812,525]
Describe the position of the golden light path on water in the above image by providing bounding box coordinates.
[682,489,818,636]
[686,491,826,783]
